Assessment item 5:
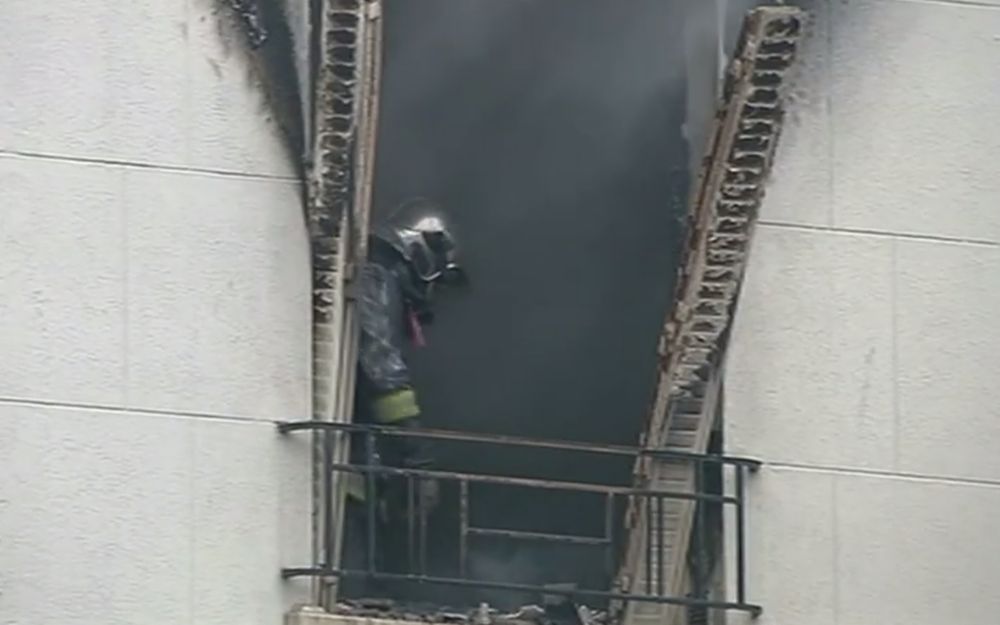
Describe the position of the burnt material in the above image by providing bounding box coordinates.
[617,7,805,625]
[221,0,307,168]
[228,0,269,48]
[305,0,382,612]
[310,0,367,323]
[651,6,804,465]
[330,597,588,625]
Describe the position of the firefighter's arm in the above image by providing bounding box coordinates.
[357,264,433,469]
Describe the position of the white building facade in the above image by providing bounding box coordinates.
[1,1,314,624]
[727,0,1000,623]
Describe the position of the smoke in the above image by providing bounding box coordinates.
[464,541,610,611]
[375,0,695,214]
[464,546,547,609]
[369,0,753,609]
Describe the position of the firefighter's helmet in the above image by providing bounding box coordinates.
[374,198,465,284]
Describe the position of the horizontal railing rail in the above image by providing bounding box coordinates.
[277,420,761,618]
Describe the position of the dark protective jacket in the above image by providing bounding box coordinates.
[351,236,433,472]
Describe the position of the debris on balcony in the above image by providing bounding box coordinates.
[331,598,609,625]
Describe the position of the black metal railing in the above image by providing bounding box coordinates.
[277,421,761,617]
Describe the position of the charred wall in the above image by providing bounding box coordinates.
[222,0,313,176]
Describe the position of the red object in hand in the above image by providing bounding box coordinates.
[408,311,426,347]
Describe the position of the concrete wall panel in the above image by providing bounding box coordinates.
[124,169,309,420]
[0,154,309,420]
[192,418,311,625]
[736,467,1000,625]
[0,405,312,625]
[742,467,837,625]
[0,0,293,178]
[0,405,194,624]
[835,473,1000,625]
[0,155,126,406]
[727,225,895,470]
[895,240,1000,480]
[830,0,1000,243]
[0,0,187,165]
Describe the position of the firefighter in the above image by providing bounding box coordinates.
[341,198,466,594]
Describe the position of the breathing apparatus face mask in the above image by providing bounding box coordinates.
[383,200,468,288]
[421,230,468,287]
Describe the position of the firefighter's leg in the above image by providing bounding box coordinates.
[368,394,439,595]
[371,390,432,470]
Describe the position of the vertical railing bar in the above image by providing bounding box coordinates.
[408,474,417,572]
[459,480,469,577]
[604,492,615,580]
[365,431,377,575]
[695,458,707,598]
[735,464,747,605]
[419,487,429,575]
[644,494,653,596]
[655,494,664,597]
[322,428,335,568]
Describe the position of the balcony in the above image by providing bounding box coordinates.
[278,421,761,623]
